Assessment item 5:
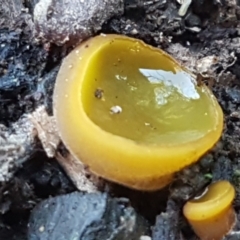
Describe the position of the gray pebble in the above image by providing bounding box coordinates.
[28,192,149,240]
[34,0,124,46]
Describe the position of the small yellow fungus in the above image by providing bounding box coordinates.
[183,181,236,240]
[53,34,223,190]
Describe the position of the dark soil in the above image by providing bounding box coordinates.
[1,0,240,239]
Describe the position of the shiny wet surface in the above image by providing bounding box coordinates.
[82,39,216,144]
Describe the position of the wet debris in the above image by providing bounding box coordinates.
[196,56,219,78]
[28,192,149,240]
[110,105,123,114]
[34,0,124,46]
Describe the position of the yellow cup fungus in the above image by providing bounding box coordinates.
[53,34,223,191]
[183,180,236,240]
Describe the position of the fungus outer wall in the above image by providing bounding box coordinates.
[53,34,223,190]
[183,180,236,240]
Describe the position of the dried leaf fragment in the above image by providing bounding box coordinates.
[28,105,60,158]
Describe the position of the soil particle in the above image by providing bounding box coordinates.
[94,88,104,99]
[168,154,214,207]
[212,155,234,182]
[152,200,182,240]
[0,116,36,183]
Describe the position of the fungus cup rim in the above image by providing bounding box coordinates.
[183,180,235,221]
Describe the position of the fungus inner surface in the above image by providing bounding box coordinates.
[82,39,216,145]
